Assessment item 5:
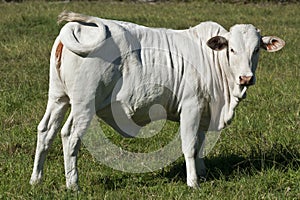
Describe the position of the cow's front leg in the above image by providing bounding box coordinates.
[30,97,69,185]
[61,103,94,190]
[180,102,202,188]
[196,130,206,179]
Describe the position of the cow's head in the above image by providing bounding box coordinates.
[207,24,285,99]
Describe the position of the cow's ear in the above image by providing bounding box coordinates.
[207,36,228,51]
[261,36,285,52]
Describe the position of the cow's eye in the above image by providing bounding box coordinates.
[230,48,235,53]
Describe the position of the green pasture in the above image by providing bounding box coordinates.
[0,1,299,199]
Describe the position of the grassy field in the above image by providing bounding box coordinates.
[0,1,299,199]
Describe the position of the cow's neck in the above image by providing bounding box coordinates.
[211,50,240,130]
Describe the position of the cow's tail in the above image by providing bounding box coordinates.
[57,11,106,56]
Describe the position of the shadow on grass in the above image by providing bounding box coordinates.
[164,145,300,183]
[90,145,300,190]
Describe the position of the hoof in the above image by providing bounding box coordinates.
[187,178,199,188]
[199,175,207,182]
[29,178,42,186]
[67,183,80,191]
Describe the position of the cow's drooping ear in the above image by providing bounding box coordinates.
[207,36,228,51]
[260,36,285,52]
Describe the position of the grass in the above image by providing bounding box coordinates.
[0,1,299,199]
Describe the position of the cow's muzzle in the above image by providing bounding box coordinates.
[239,76,254,86]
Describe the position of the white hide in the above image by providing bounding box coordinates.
[30,11,285,190]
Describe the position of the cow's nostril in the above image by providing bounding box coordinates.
[239,76,253,86]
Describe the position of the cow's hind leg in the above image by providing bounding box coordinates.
[60,103,94,190]
[30,96,69,185]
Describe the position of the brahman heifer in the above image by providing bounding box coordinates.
[30,11,285,190]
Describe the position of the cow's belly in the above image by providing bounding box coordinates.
[95,85,180,137]
[96,104,177,138]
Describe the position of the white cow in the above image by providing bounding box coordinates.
[30,11,285,190]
